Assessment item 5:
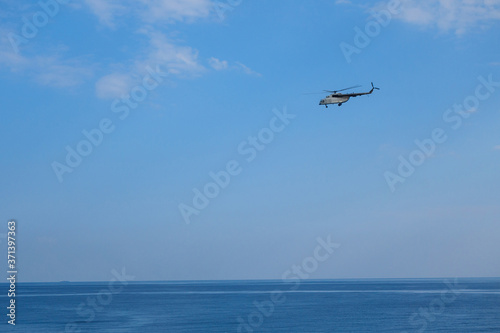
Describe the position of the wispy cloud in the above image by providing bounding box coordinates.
[83,0,214,27]
[0,46,26,68]
[139,0,213,23]
[84,0,127,27]
[494,145,500,150]
[335,0,352,4]
[84,0,224,99]
[208,57,229,71]
[0,7,93,89]
[95,30,206,99]
[0,35,93,88]
[208,57,262,76]
[95,73,135,99]
[379,0,500,35]
[0,24,30,67]
[141,30,205,76]
[33,56,94,87]
[235,62,262,77]
[1,0,256,97]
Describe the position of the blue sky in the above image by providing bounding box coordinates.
[1,0,500,282]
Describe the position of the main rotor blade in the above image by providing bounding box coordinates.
[324,85,361,93]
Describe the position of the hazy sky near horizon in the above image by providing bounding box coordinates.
[1,0,500,282]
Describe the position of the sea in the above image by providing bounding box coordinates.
[1,278,499,332]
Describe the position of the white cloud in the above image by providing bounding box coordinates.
[383,0,500,35]
[494,145,500,150]
[84,0,212,99]
[0,49,27,69]
[83,0,214,27]
[235,62,262,77]
[142,31,205,76]
[0,11,94,88]
[1,0,247,96]
[0,35,93,88]
[207,57,262,76]
[208,57,228,70]
[33,59,93,88]
[95,73,135,99]
[95,31,205,99]
[84,0,126,27]
[139,0,213,23]
[0,27,28,68]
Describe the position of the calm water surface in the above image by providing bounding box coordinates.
[1,278,499,332]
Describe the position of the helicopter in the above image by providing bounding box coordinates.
[319,82,379,107]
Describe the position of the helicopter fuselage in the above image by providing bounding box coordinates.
[319,94,350,107]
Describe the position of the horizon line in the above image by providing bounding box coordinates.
[3,276,500,284]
